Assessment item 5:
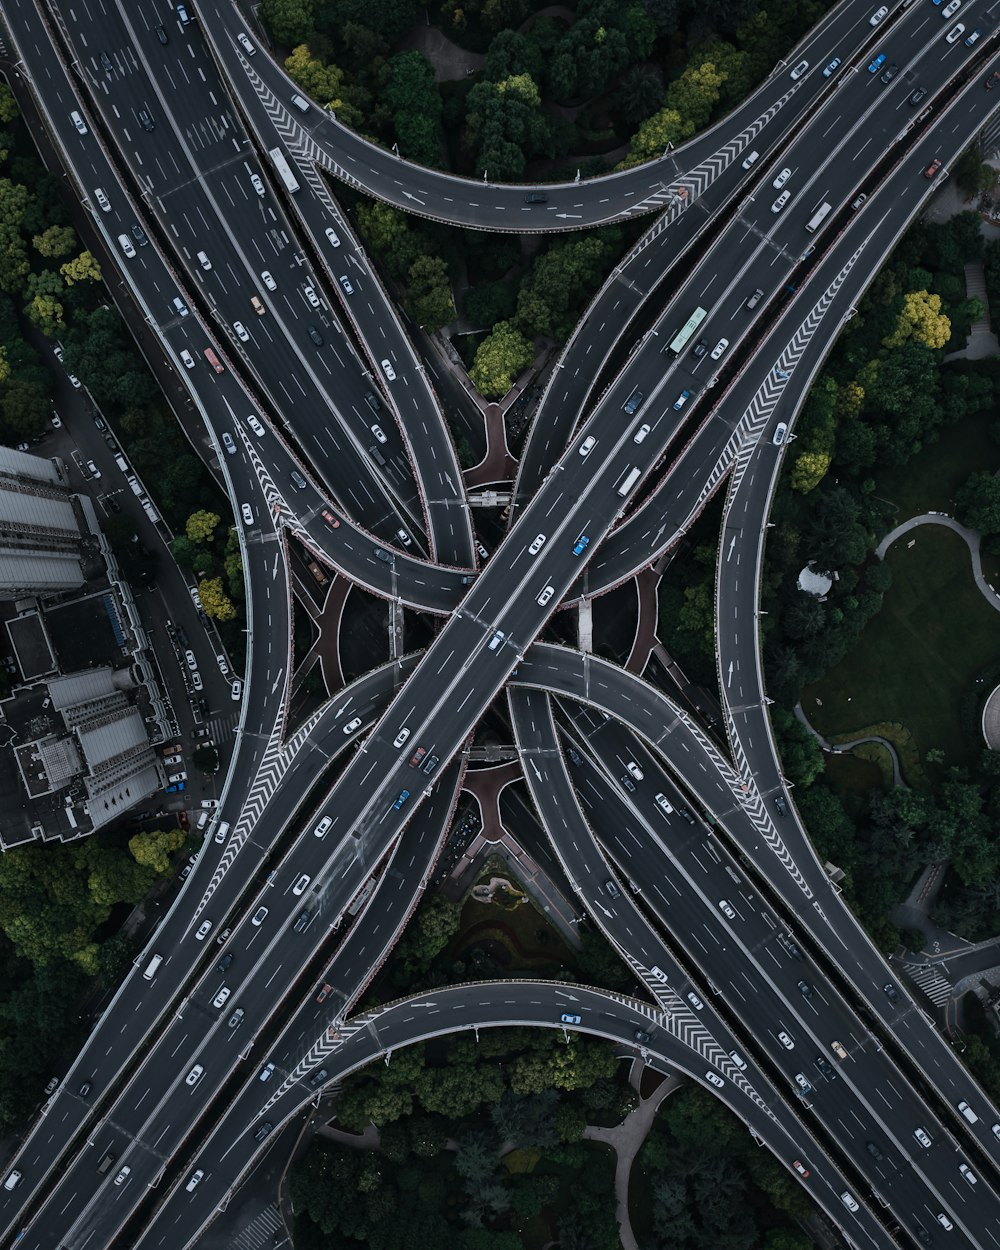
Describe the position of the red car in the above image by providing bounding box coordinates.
[793,1160,810,1178]
[924,158,942,179]
[321,508,339,529]
[316,983,333,1004]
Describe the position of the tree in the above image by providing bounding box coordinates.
[789,450,830,494]
[406,255,454,331]
[883,290,951,350]
[128,829,185,875]
[260,0,315,46]
[198,576,237,621]
[956,471,1000,536]
[469,321,533,398]
[186,510,220,543]
[60,251,102,285]
[32,225,76,259]
[23,294,63,336]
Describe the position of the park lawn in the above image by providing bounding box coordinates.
[806,526,1000,769]
[821,749,889,817]
[877,412,998,521]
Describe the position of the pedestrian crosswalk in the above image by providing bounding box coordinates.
[206,710,241,742]
[907,964,953,1008]
[229,1203,284,1249]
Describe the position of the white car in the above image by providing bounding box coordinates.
[633,424,650,444]
[85,460,101,478]
[51,413,62,429]
[536,585,555,606]
[343,716,362,733]
[231,679,242,701]
[339,274,354,295]
[314,816,332,838]
[705,1072,725,1089]
[626,761,643,781]
[250,173,264,196]
[180,349,195,370]
[169,771,188,784]
[686,991,704,1010]
[325,227,341,247]
[772,168,791,189]
[114,1166,131,1185]
[233,321,249,342]
[718,899,736,919]
[393,728,410,748]
[710,338,729,360]
[381,358,396,381]
[163,753,183,766]
[246,414,265,436]
[185,1065,204,1086]
[870,4,888,22]
[195,919,212,940]
[771,190,791,214]
[579,436,596,456]
[261,270,277,291]
[293,874,311,896]
[528,534,546,555]
[184,650,197,670]
[241,502,254,526]
[941,0,960,15]
[371,424,387,444]
[777,1031,795,1049]
[303,285,321,308]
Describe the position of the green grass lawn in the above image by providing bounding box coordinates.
[806,526,1000,770]
[876,413,999,521]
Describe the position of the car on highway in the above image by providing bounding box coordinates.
[710,338,729,359]
[259,1062,275,1082]
[841,1192,859,1211]
[986,70,1000,89]
[339,274,354,295]
[392,789,410,810]
[741,150,759,169]
[831,1040,848,1060]
[868,53,886,73]
[393,728,410,747]
[822,57,841,76]
[654,792,673,812]
[381,358,396,381]
[185,1065,204,1087]
[924,158,942,178]
[941,0,961,14]
[705,1072,724,1088]
[241,503,254,526]
[304,285,321,308]
[960,1164,978,1185]
[797,979,814,999]
[261,271,277,291]
[308,325,324,347]
[114,1166,131,1185]
[212,986,231,1009]
[579,436,596,456]
[325,227,341,247]
[536,586,555,606]
[729,1050,747,1070]
[528,534,546,554]
[718,899,736,919]
[231,679,242,701]
[633,423,650,444]
[945,22,964,41]
[879,62,898,83]
[692,338,708,358]
[936,1214,954,1231]
[573,534,590,556]
[623,390,643,414]
[251,906,269,926]
[186,1169,204,1192]
[815,1055,835,1078]
[233,320,250,343]
[672,390,690,410]
[254,1123,273,1142]
[908,86,928,105]
[870,3,888,21]
[772,168,791,189]
[621,775,636,792]
[772,422,788,445]
[396,528,412,547]
[777,1031,794,1049]
[317,983,333,1003]
[195,919,212,941]
[371,423,387,444]
[883,982,900,1002]
[771,190,791,213]
[792,1160,809,1178]
[686,991,704,1010]
[966,26,982,43]
[914,1127,932,1148]
[560,1013,581,1024]
[626,761,643,781]
[249,172,265,196]
[314,816,333,838]
[344,717,362,733]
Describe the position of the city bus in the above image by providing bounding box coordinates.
[668,307,707,354]
[617,467,641,497]
[267,147,300,194]
[805,201,832,233]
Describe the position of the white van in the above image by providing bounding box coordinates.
[3,1171,22,1191]
[118,234,136,259]
[114,454,128,473]
[958,1100,979,1124]
[143,952,163,981]
[291,94,310,113]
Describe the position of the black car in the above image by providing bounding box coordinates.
[677,807,696,825]
[883,982,900,1003]
[155,24,168,44]
[422,754,440,776]
[100,51,114,74]
[373,547,392,563]
[78,1081,92,1097]
[217,953,233,974]
[797,979,814,999]
[879,63,898,84]
[908,86,928,106]
[307,325,324,347]
[866,1140,885,1162]
[137,108,155,132]
[254,1121,273,1142]
[634,1030,651,1043]
[774,795,788,816]
[567,748,583,766]
[692,338,709,358]
[814,1055,835,1079]
[131,224,148,247]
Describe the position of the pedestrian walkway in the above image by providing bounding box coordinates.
[583,1068,684,1250]
[875,512,1000,612]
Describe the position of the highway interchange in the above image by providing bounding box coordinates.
[2,0,1000,1246]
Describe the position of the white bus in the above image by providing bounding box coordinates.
[617,467,641,497]
[267,147,300,194]
[805,201,832,233]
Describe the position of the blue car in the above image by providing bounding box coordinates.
[392,789,410,811]
[573,535,590,556]
[868,53,886,73]
[822,57,841,77]
[164,782,186,793]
